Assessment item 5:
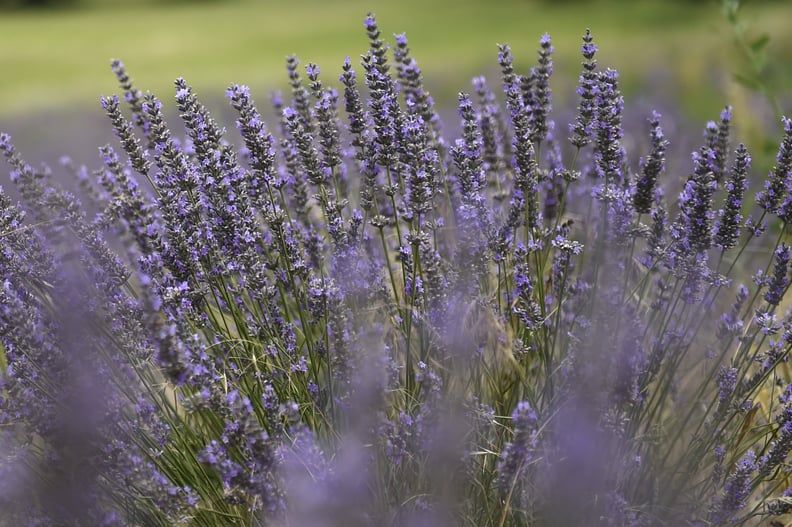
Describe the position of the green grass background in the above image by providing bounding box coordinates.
[0,0,791,180]
[1,0,791,122]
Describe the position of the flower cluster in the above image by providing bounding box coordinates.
[3,14,792,527]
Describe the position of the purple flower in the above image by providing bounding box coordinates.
[284,104,325,188]
[305,62,321,80]
[705,106,732,183]
[592,69,625,187]
[339,57,369,147]
[765,243,791,306]
[672,147,717,255]
[714,143,750,250]
[511,244,543,328]
[712,450,756,525]
[641,205,667,268]
[315,89,343,173]
[755,310,780,336]
[633,111,667,214]
[364,12,377,33]
[472,76,506,175]
[109,59,149,144]
[394,32,408,47]
[526,33,554,144]
[393,31,441,136]
[756,116,792,213]
[569,29,598,148]
[452,93,485,199]
[716,284,748,339]
[717,366,738,402]
[361,39,401,171]
[760,419,792,477]
[227,82,281,235]
[496,401,538,493]
[498,44,540,232]
[100,94,150,176]
[285,55,314,134]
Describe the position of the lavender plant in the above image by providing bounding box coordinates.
[3,13,792,527]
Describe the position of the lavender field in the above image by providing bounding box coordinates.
[3,1,792,526]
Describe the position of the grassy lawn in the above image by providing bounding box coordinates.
[0,0,791,125]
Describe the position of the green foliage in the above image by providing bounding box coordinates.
[722,0,782,117]
[1,0,791,121]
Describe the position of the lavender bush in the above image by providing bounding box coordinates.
[3,13,792,527]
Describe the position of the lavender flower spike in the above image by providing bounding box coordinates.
[569,28,598,148]
[756,116,792,213]
[529,33,554,145]
[765,243,791,306]
[497,401,538,493]
[633,111,667,215]
[711,450,757,525]
[678,147,717,255]
[706,105,732,183]
[714,143,749,251]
